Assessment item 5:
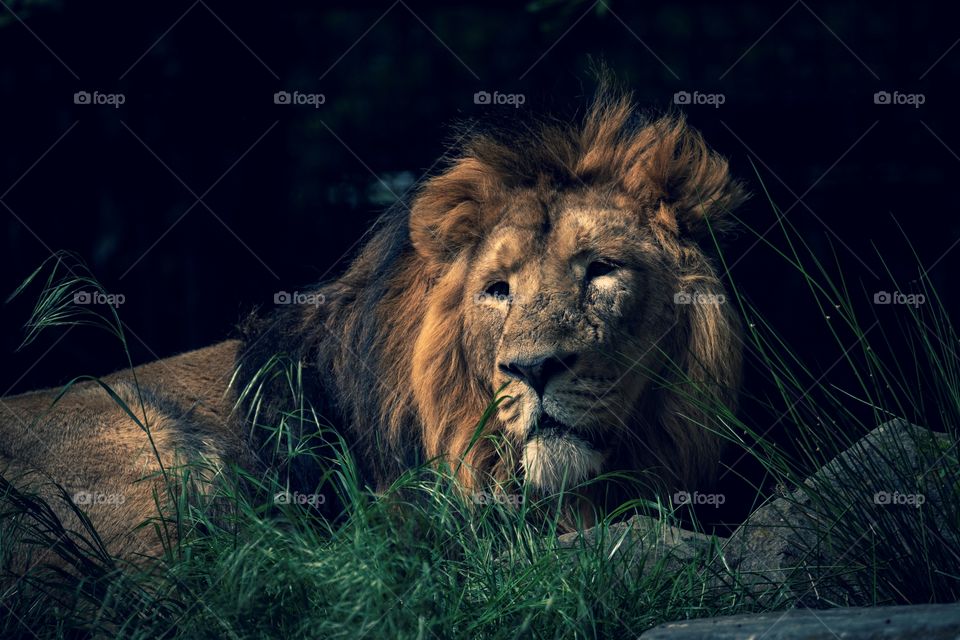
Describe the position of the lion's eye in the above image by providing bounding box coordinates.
[586,260,619,280]
[485,281,510,298]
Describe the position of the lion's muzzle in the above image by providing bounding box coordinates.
[497,351,578,397]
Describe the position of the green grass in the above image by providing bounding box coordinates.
[2,181,960,639]
[0,429,763,638]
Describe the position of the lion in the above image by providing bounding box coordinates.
[0,83,745,562]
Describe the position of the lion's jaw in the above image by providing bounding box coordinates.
[500,346,644,493]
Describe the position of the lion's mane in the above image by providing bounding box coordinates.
[237,84,746,507]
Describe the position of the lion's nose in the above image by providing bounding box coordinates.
[498,352,578,396]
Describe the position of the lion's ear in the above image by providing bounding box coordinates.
[409,157,503,262]
[633,116,748,241]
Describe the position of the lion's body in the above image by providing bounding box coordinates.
[0,341,249,560]
[1,83,746,562]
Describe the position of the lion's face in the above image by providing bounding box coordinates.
[462,191,677,491]
[407,93,745,498]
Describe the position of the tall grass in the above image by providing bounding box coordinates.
[710,172,960,604]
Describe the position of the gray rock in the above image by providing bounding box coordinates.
[557,515,718,574]
[718,419,957,605]
[640,603,960,639]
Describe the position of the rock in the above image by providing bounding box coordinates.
[719,419,957,605]
[557,515,718,574]
[639,603,960,639]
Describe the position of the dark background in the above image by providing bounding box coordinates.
[1,0,957,523]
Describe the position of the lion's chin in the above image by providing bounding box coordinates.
[521,431,604,492]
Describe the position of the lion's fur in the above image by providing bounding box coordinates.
[0,341,250,561]
[1,82,746,559]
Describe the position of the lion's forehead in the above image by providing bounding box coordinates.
[483,204,654,272]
